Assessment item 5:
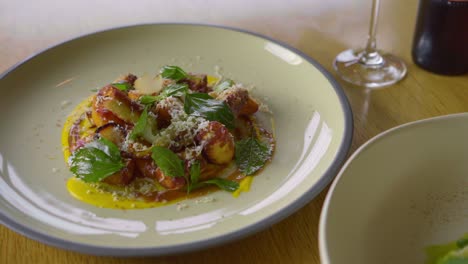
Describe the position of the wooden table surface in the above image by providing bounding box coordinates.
[1,0,467,263]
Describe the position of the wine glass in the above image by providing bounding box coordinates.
[333,0,407,88]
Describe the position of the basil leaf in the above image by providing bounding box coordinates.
[139,84,188,105]
[184,93,235,129]
[160,65,188,81]
[140,95,161,105]
[151,147,185,177]
[69,138,125,183]
[186,160,201,194]
[142,116,159,143]
[162,83,188,97]
[235,137,271,175]
[190,160,201,185]
[112,82,132,91]
[129,105,149,140]
[190,178,239,192]
[214,79,234,93]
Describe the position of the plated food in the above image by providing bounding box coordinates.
[0,24,351,256]
[319,113,468,264]
[62,66,275,209]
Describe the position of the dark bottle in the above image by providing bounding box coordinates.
[412,0,468,75]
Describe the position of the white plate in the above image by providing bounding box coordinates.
[320,113,468,263]
[0,24,352,256]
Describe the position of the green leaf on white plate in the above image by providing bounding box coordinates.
[129,105,149,140]
[214,79,235,93]
[235,137,271,175]
[112,82,132,91]
[184,93,235,129]
[160,65,188,81]
[139,83,188,105]
[151,146,185,178]
[162,83,188,97]
[190,160,201,185]
[186,160,201,194]
[69,138,125,183]
[139,95,161,105]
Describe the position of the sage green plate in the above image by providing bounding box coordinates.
[0,24,352,256]
[320,113,468,263]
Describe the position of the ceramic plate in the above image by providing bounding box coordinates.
[0,24,352,256]
[319,113,468,263]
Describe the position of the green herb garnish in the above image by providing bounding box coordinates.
[186,161,239,193]
[139,83,189,105]
[214,79,235,93]
[235,137,271,175]
[151,147,185,178]
[190,160,201,185]
[186,160,201,194]
[69,138,125,183]
[162,83,189,97]
[129,105,149,140]
[189,178,239,192]
[112,82,132,91]
[139,95,159,105]
[184,93,235,129]
[160,65,188,81]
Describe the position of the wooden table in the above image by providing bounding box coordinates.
[1,0,467,263]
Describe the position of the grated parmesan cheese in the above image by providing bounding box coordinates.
[95,96,112,106]
[195,197,216,204]
[60,100,72,109]
[91,177,162,201]
[258,101,273,114]
[214,65,222,79]
[152,100,210,161]
[176,202,188,211]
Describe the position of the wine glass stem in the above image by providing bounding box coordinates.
[360,0,384,66]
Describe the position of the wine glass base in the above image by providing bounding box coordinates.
[333,49,407,88]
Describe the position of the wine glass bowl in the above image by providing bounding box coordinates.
[334,0,407,88]
[334,49,407,88]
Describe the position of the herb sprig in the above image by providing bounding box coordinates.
[139,83,189,105]
[151,147,239,193]
[184,93,235,129]
[160,65,188,81]
[151,147,185,178]
[69,138,125,182]
[112,82,132,91]
[235,137,271,175]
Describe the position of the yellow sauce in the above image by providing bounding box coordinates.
[61,95,94,162]
[62,75,256,209]
[206,75,218,86]
[232,176,253,198]
[66,177,177,209]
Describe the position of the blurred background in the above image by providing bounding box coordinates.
[0,0,417,73]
